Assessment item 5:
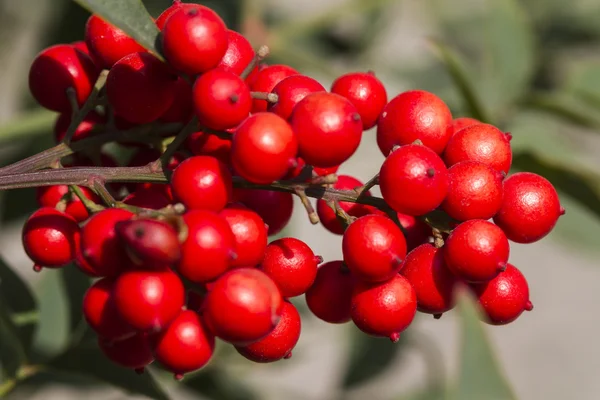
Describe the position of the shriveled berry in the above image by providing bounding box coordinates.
[269,75,325,120]
[217,30,256,75]
[219,204,268,267]
[447,117,481,136]
[186,130,232,164]
[250,65,299,113]
[84,15,146,68]
[83,278,135,340]
[305,261,354,323]
[395,213,431,251]
[98,333,154,370]
[116,219,181,268]
[331,71,387,130]
[233,189,294,236]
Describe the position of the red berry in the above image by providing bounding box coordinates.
[202,268,283,344]
[250,65,299,113]
[331,71,387,130]
[36,185,100,222]
[379,144,449,216]
[342,215,407,282]
[259,237,319,297]
[217,30,256,75]
[71,40,91,56]
[171,155,232,211]
[98,333,154,370]
[233,189,294,236]
[193,69,252,130]
[80,208,135,277]
[377,90,453,155]
[235,300,301,363]
[53,111,104,143]
[159,77,194,124]
[151,310,215,377]
[396,213,431,251]
[444,220,509,282]
[161,5,228,75]
[123,186,172,210]
[115,219,181,268]
[22,207,80,270]
[29,44,99,113]
[442,161,505,221]
[285,157,340,180]
[232,113,298,184]
[443,123,512,174]
[219,204,268,267]
[493,172,562,243]
[186,130,232,164]
[291,92,363,168]
[400,244,457,316]
[351,274,417,341]
[106,52,177,124]
[268,75,325,120]
[83,278,135,340]
[113,268,185,331]
[471,264,533,325]
[177,210,235,283]
[84,15,146,68]
[305,261,354,324]
[155,1,199,30]
[447,117,481,136]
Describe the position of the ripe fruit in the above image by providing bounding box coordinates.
[269,75,326,120]
[259,237,320,298]
[219,205,268,267]
[29,44,99,113]
[443,123,512,174]
[291,92,363,168]
[376,90,453,155]
[192,69,252,130]
[202,268,283,344]
[493,172,563,244]
[447,117,481,136]
[396,213,431,251]
[98,333,154,370]
[217,30,256,75]
[233,189,294,236]
[82,278,135,340]
[444,220,510,283]
[22,207,80,270]
[305,261,354,323]
[232,112,298,184]
[471,264,533,325]
[351,274,417,341]
[171,156,232,211]
[113,268,185,332]
[250,65,299,112]
[115,219,181,268]
[400,244,457,316]
[285,157,340,180]
[330,71,387,130]
[235,300,301,362]
[342,215,407,282]
[161,5,228,75]
[84,15,146,68]
[106,52,177,124]
[155,1,199,30]
[159,77,194,124]
[186,130,232,164]
[53,111,104,143]
[379,144,449,216]
[35,184,99,222]
[442,161,505,221]
[123,186,172,210]
[151,310,215,378]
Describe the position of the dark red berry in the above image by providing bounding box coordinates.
[123,186,172,210]
[305,261,354,324]
[186,130,232,164]
[53,111,104,143]
[269,75,325,120]
[396,213,431,251]
[217,30,256,75]
[116,219,181,268]
[447,117,481,136]
[285,157,340,180]
[83,278,135,340]
[250,65,299,113]
[233,189,294,236]
[219,204,268,267]
[331,71,387,130]
[159,77,194,124]
[98,333,154,370]
[71,40,91,56]
[84,15,146,68]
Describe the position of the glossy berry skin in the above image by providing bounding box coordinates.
[81,208,134,277]
[291,92,363,168]
[447,117,481,136]
[115,219,181,268]
[379,144,449,216]
[177,210,235,283]
[269,75,326,120]
[84,15,146,68]
[155,1,199,30]
[443,123,512,174]
[305,261,354,324]
[444,220,510,283]
[233,189,294,236]
[493,172,562,243]
[250,65,299,113]
[171,156,232,211]
[232,113,298,184]
[161,5,228,76]
[351,274,417,341]
[36,184,99,222]
[192,69,251,130]
[377,90,453,155]
[22,207,80,269]
[330,71,387,130]
[186,130,232,164]
[396,213,431,251]
[342,215,407,282]
[219,204,268,267]
[82,278,135,340]
[113,268,185,332]
[159,77,194,124]
[235,300,301,363]
[98,333,154,370]
[400,244,457,315]
[217,30,256,75]
[151,310,215,377]
[259,237,319,298]
[53,111,104,143]
[202,268,283,345]
[442,161,504,221]
[123,186,172,210]
[29,44,99,113]
[106,52,177,124]
[471,264,533,325]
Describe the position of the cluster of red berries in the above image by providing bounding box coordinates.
[22,0,564,379]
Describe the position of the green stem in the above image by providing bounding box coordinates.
[69,185,104,213]
[156,116,198,171]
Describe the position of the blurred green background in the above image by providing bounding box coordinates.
[1,0,600,399]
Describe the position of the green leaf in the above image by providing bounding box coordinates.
[59,266,91,337]
[72,0,162,59]
[453,291,516,400]
[184,367,257,400]
[396,386,448,400]
[0,295,28,379]
[521,92,600,131]
[48,341,169,400]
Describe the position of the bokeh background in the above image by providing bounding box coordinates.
[1,0,600,399]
